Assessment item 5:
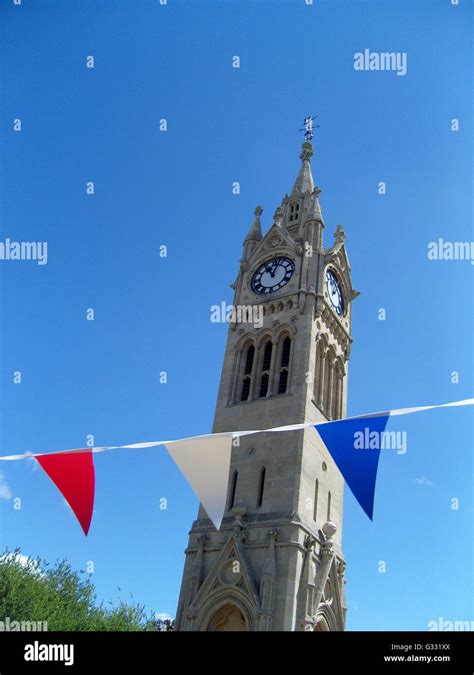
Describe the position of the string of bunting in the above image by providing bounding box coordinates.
[0,398,472,536]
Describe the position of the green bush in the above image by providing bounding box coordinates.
[0,550,174,631]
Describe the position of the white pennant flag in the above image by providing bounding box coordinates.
[165,434,233,530]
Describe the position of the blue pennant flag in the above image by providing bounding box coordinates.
[315,414,390,520]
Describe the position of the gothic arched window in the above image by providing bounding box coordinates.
[313,478,319,522]
[322,352,330,415]
[313,346,321,402]
[277,336,291,394]
[257,467,266,507]
[228,470,238,510]
[258,341,273,398]
[327,491,332,521]
[288,201,300,222]
[333,359,345,420]
[240,344,255,402]
[315,341,328,411]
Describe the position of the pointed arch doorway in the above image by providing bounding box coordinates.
[207,604,249,632]
[314,618,330,632]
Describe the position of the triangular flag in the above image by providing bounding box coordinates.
[165,435,233,530]
[35,450,95,535]
[316,414,390,520]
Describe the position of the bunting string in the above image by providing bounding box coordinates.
[0,398,472,535]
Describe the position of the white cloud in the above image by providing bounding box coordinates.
[1,552,27,566]
[0,472,12,500]
[155,612,173,622]
[411,476,434,487]
[0,552,42,575]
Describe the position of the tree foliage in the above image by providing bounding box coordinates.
[0,550,174,631]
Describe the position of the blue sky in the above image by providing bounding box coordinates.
[0,0,472,630]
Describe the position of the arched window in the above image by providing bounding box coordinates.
[288,201,300,222]
[228,470,238,510]
[257,467,266,507]
[322,352,330,414]
[332,367,340,420]
[313,346,321,402]
[328,357,335,420]
[240,344,255,402]
[327,491,332,521]
[313,479,319,522]
[259,341,273,398]
[333,360,345,420]
[316,343,327,410]
[277,336,291,394]
[331,373,338,420]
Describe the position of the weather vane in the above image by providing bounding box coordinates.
[300,115,320,142]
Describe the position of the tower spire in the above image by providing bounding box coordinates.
[176,127,353,633]
[292,141,315,194]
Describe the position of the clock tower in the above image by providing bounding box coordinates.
[175,139,359,632]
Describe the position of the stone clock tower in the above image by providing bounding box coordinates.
[175,140,359,632]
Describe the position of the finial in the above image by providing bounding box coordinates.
[322,520,337,540]
[300,142,313,163]
[254,205,263,218]
[273,206,284,227]
[334,224,346,242]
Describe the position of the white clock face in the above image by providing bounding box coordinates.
[326,269,344,316]
[251,257,295,295]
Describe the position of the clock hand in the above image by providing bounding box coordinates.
[263,262,276,277]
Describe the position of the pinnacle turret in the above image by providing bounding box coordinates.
[244,206,263,242]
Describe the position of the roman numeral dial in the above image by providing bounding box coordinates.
[250,257,295,295]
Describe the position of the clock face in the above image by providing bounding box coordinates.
[326,269,344,316]
[251,257,295,295]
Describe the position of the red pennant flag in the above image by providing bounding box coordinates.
[35,450,95,535]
